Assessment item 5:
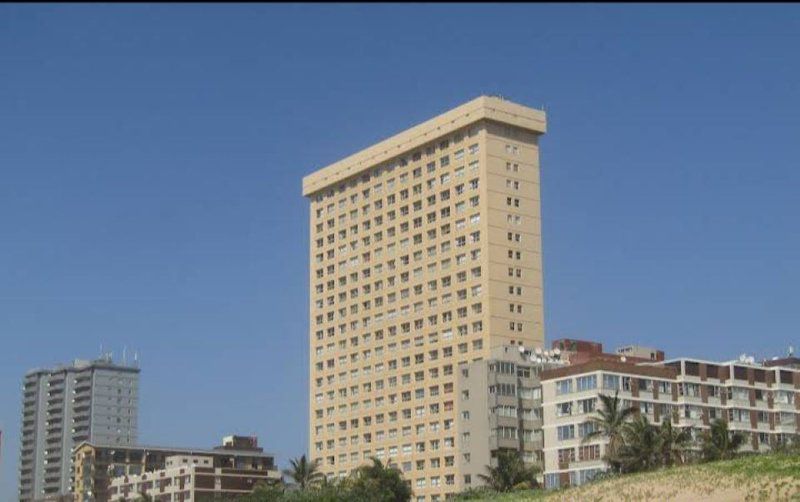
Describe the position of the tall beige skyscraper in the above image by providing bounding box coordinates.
[303,96,547,500]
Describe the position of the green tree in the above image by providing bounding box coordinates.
[657,418,694,467]
[234,481,285,502]
[616,414,660,473]
[348,457,412,502]
[701,419,746,461]
[476,449,540,492]
[282,455,324,490]
[582,391,637,472]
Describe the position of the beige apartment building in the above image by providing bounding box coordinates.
[73,436,278,502]
[303,96,548,500]
[108,454,276,501]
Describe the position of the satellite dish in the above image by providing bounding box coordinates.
[518,345,526,353]
[553,348,561,356]
[535,347,543,355]
[620,356,627,363]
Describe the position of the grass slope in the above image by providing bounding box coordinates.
[473,454,800,501]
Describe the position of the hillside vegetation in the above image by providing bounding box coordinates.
[469,453,800,501]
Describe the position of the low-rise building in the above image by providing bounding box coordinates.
[73,436,279,502]
[540,356,800,489]
[615,345,665,362]
[108,454,276,501]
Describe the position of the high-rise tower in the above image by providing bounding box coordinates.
[18,355,140,501]
[303,96,546,500]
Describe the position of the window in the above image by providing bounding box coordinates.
[556,379,573,395]
[557,425,575,441]
[579,444,601,461]
[577,398,596,414]
[557,401,572,417]
[576,375,597,392]
[602,374,620,390]
[558,448,575,464]
[577,421,596,438]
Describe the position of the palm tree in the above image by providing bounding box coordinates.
[477,449,540,492]
[616,414,660,473]
[582,392,637,472]
[349,457,412,502]
[701,419,746,461]
[282,454,324,489]
[658,418,693,467]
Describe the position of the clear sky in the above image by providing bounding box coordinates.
[1,4,799,497]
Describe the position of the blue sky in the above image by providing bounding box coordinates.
[1,4,799,497]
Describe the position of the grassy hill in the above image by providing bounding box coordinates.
[468,454,800,501]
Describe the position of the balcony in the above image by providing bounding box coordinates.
[489,436,520,450]
[48,383,65,393]
[46,398,64,408]
[73,403,91,413]
[74,386,92,396]
[773,401,796,412]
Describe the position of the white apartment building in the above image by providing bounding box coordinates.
[540,356,800,489]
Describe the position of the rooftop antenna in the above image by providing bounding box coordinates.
[133,350,139,368]
[789,346,795,357]
[122,346,127,366]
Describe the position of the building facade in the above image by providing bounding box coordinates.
[456,345,562,490]
[540,356,800,489]
[73,436,278,502]
[303,96,548,500]
[108,454,277,501]
[19,356,140,502]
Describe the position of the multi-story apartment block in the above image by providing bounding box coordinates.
[19,356,140,502]
[73,436,278,502]
[456,345,562,491]
[108,454,278,501]
[540,355,800,489]
[303,96,548,501]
